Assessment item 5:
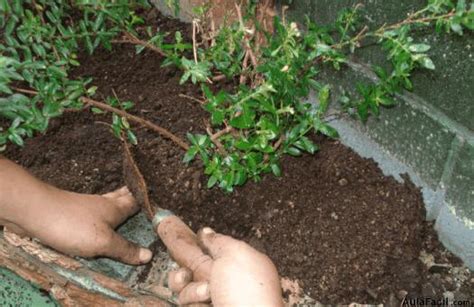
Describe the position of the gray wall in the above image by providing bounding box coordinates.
[278,0,474,268]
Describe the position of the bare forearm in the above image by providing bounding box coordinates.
[0,157,58,225]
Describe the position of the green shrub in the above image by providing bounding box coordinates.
[1,0,472,192]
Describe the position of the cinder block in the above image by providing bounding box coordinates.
[445,141,474,222]
[363,99,455,189]
[282,0,474,130]
[84,212,156,281]
[436,205,474,270]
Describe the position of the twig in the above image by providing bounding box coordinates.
[210,10,217,47]
[383,10,455,31]
[334,10,455,50]
[122,140,155,220]
[12,87,37,95]
[205,122,227,155]
[11,87,189,151]
[112,32,166,57]
[179,94,205,105]
[211,126,233,141]
[333,25,368,50]
[82,97,189,150]
[235,3,258,68]
[212,74,226,81]
[192,20,199,64]
[264,134,285,163]
[240,50,250,84]
[273,134,285,151]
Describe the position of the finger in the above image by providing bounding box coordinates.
[143,284,173,300]
[124,296,168,307]
[102,186,130,199]
[102,230,152,265]
[178,282,210,305]
[110,194,139,228]
[157,216,212,281]
[197,227,242,258]
[168,268,193,293]
[103,190,139,228]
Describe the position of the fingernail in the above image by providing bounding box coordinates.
[202,227,215,235]
[139,248,152,263]
[175,271,186,283]
[197,283,209,297]
[120,186,129,193]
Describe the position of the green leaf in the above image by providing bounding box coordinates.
[122,101,134,110]
[196,134,208,146]
[211,110,225,125]
[230,107,255,129]
[126,130,138,145]
[207,175,218,188]
[235,139,253,150]
[183,146,198,163]
[419,57,435,70]
[450,22,463,35]
[408,44,431,53]
[286,147,302,156]
[300,136,318,154]
[271,163,282,176]
[8,132,24,146]
[121,117,130,129]
[0,83,12,94]
[318,123,339,138]
[48,66,67,78]
[318,85,330,113]
[234,170,247,186]
[87,86,98,96]
[91,107,104,114]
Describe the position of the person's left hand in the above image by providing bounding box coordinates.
[3,186,153,265]
[0,158,152,265]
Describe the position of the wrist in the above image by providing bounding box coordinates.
[0,159,31,225]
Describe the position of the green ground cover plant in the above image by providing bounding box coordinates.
[1,0,472,192]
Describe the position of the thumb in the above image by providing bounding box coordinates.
[102,230,152,265]
[197,227,243,259]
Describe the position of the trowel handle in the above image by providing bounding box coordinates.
[153,211,212,282]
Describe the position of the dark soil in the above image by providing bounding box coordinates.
[3,10,473,305]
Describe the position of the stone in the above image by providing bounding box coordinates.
[338,178,348,186]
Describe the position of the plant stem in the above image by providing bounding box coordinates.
[113,32,167,57]
[179,94,205,105]
[382,10,455,32]
[82,97,189,150]
[12,87,189,151]
[333,10,456,50]
[211,126,234,141]
[205,123,228,155]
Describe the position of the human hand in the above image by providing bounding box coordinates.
[0,158,152,265]
[166,227,283,307]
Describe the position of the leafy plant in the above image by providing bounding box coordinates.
[134,0,471,191]
[1,0,472,193]
[0,0,148,150]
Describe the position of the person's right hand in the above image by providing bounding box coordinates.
[167,227,283,307]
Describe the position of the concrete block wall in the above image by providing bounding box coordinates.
[152,0,474,268]
[281,0,474,268]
